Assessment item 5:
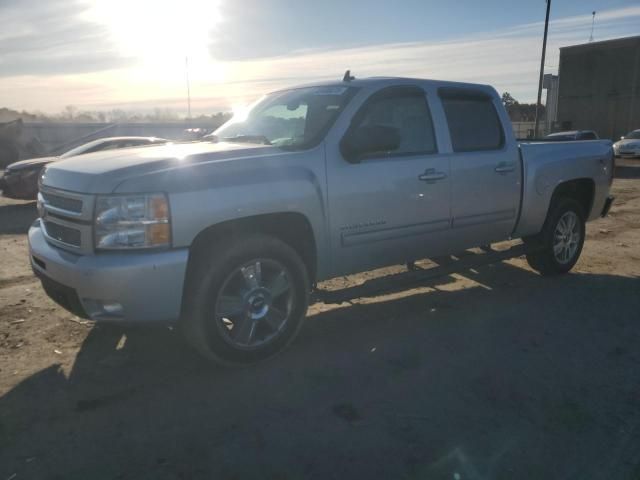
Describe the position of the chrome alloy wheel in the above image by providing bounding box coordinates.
[553,211,581,264]
[214,258,294,349]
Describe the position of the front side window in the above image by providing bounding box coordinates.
[60,140,108,158]
[90,141,120,152]
[350,89,437,158]
[440,91,504,152]
[214,86,357,149]
[117,140,146,148]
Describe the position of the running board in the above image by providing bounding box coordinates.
[313,242,532,305]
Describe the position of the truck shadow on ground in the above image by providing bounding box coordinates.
[1,261,639,479]
[615,162,640,179]
[0,201,37,235]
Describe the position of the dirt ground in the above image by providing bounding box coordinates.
[1,162,639,480]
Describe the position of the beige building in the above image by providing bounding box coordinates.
[557,35,640,140]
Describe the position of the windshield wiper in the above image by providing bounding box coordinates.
[221,135,272,145]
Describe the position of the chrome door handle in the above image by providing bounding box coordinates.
[418,169,447,183]
[495,162,516,174]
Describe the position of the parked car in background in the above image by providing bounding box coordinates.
[545,130,599,141]
[29,76,614,364]
[0,136,169,200]
[613,129,640,158]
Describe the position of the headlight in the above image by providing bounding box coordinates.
[94,193,171,250]
[38,167,46,189]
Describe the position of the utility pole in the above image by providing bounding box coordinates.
[185,56,192,121]
[534,0,551,139]
[589,11,596,42]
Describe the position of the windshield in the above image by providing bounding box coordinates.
[214,86,358,149]
[624,130,640,139]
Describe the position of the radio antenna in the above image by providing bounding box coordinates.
[342,70,355,82]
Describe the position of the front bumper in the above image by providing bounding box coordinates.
[615,147,640,158]
[29,220,189,324]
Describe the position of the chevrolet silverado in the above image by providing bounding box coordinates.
[29,76,615,364]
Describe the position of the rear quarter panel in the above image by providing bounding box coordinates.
[514,140,613,238]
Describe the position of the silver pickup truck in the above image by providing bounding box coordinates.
[29,76,615,364]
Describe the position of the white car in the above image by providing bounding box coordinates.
[614,130,640,158]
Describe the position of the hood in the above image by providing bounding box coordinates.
[6,156,58,171]
[41,141,279,193]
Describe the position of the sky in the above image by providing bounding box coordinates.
[1,0,639,115]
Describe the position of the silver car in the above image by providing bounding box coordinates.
[614,129,640,158]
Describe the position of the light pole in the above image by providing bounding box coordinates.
[185,56,192,121]
[534,0,551,138]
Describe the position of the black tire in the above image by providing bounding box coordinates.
[525,198,586,276]
[181,234,309,365]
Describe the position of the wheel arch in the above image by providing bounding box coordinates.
[184,212,318,289]
[548,178,595,219]
[516,177,595,239]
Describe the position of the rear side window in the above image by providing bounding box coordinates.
[440,89,504,152]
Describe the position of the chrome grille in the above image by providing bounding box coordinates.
[41,191,83,213]
[43,220,81,247]
[38,186,94,254]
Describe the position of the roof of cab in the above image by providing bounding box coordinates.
[274,76,497,94]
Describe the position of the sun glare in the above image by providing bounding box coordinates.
[82,0,222,66]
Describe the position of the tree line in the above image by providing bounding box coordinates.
[0,106,231,125]
[501,92,546,122]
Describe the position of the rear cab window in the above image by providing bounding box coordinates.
[439,87,505,152]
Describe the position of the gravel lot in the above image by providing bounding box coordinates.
[1,161,639,480]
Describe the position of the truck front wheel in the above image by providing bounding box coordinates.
[524,198,586,276]
[182,235,310,365]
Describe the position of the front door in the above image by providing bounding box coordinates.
[326,86,451,276]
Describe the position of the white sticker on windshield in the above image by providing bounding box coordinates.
[311,86,348,96]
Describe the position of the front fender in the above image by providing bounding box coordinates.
[121,148,331,278]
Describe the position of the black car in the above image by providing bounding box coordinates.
[0,136,168,200]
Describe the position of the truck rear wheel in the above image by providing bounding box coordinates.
[525,198,586,276]
[182,234,309,365]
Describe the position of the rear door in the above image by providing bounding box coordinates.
[439,88,521,250]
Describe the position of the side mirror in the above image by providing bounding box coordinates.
[340,125,401,163]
